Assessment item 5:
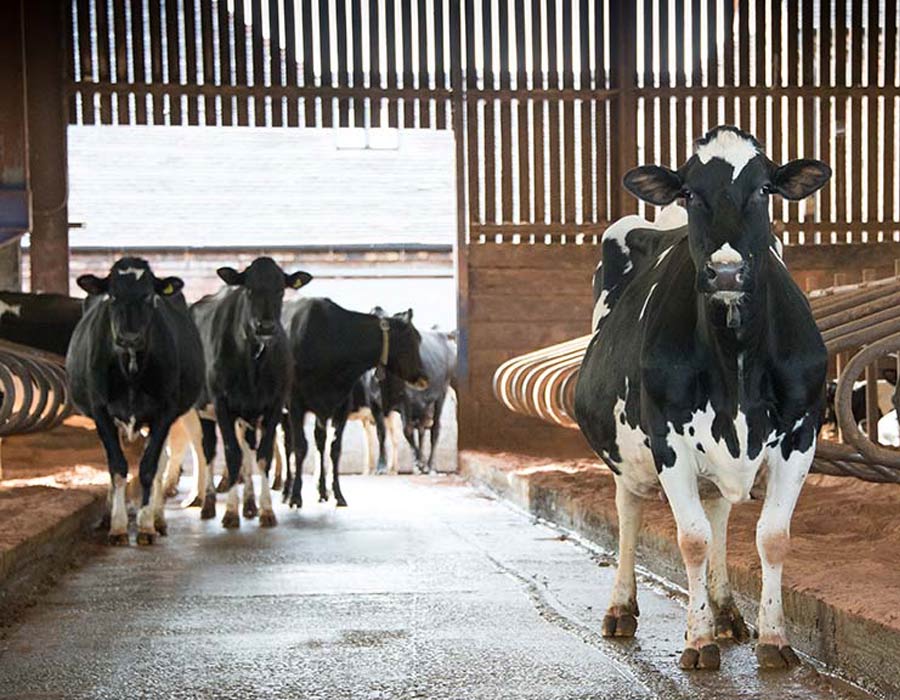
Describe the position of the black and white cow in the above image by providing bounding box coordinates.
[66,258,205,545]
[192,257,312,528]
[282,298,427,508]
[574,126,830,670]
[0,291,82,356]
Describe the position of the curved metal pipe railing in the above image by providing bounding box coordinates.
[0,339,72,440]
[493,277,900,483]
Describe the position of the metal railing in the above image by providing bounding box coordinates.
[0,340,72,441]
[493,276,900,483]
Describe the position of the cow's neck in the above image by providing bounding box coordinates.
[234,292,266,361]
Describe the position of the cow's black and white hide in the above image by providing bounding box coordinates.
[66,258,205,545]
[282,298,427,508]
[574,126,830,670]
[192,257,312,528]
[821,378,896,439]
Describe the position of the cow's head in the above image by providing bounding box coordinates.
[623,126,831,327]
[77,257,183,353]
[218,257,312,342]
[374,307,428,390]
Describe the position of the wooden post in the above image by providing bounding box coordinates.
[609,0,638,219]
[24,0,69,294]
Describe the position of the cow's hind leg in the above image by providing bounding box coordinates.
[602,479,643,638]
[755,443,813,669]
[163,418,188,498]
[658,457,720,670]
[237,424,258,519]
[314,419,329,502]
[703,497,750,642]
[330,416,349,507]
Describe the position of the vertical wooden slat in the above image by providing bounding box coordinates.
[184,0,200,125]
[386,0,398,127]
[218,0,236,126]
[417,0,430,127]
[706,0,717,127]
[234,0,249,125]
[201,0,216,125]
[129,0,147,124]
[165,0,182,125]
[515,0,528,222]
[737,0,749,129]
[368,0,381,127]
[885,0,897,231]
[465,0,479,225]
[562,0,575,225]
[336,0,350,127]
[802,0,815,228]
[851,0,863,233]
[835,0,847,229]
[269,0,283,127]
[595,0,607,220]
[318,0,333,127]
[754,0,766,142]
[499,0,512,222]
[67,0,78,123]
[531,0,545,224]
[819,0,833,229]
[250,0,266,126]
[450,0,468,384]
[866,0,879,229]
[644,0,654,167]
[546,0,561,223]
[579,0,592,222]
[771,0,783,222]
[434,0,446,127]
[148,0,164,123]
[112,0,128,124]
[78,0,95,124]
[284,0,299,126]
[611,0,638,217]
[721,0,734,125]
[483,0,496,223]
[691,0,702,141]
[658,0,670,168]
[95,0,113,123]
[401,0,414,126]
[301,0,315,126]
[351,0,364,127]
[674,0,687,164]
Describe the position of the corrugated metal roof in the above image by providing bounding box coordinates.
[67,125,456,248]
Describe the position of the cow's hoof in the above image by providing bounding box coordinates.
[756,643,799,669]
[281,478,293,501]
[601,604,638,638]
[215,476,230,493]
[136,531,155,546]
[154,519,168,537]
[182,492,202,508]
[715,602,751,642]
[272,475,283,490]
[260,511,278,528]
[679,643,720,670]
[108,532,129,546]
[222,511,240,529]
[335,495,348,507]
[164,485,178,499]
[243,501,259,519]
[289,494,303,509]
[200,494,217,520]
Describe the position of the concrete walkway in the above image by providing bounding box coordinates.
[0,476,872,700]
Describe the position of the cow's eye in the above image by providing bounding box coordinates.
[759,184,772,197]
[680,188,693,201]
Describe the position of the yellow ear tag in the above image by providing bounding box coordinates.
[162,283,174,295]
[293,278,304,288]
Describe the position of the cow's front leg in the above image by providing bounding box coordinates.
[602,479,643,638]
[136,416,175,545]
[237,423,258,519]
[255,409,281,527]
[756,441,813,669]
[657,449,719,670]
[93,409,130,545]
[314,419,329,502]
[703,497,750,642]
[216,402,243,528]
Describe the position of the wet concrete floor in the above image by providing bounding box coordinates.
[0,476,875,700]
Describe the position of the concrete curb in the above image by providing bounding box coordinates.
[0,490,105,621]
[461,453,900,699]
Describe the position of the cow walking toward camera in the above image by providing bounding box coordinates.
[282,299,428,508]
[574,126,830,670]
[192,257,312,529]
[66,258,204,545]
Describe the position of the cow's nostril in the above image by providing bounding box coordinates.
[705,265,718,281]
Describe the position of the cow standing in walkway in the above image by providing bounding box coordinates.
[192,257,312,528]
[282,299,427,508]
[66,258,204,545]
[574,126,830,670]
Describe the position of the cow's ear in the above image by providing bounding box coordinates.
[217,267,244,285]
[396,308,413,324]
[623,165,683,205]
[284,270,313,289]
[155,276,184,296]
[772,159,831,200]
[76,274,109,295]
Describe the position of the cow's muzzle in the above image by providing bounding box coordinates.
[254,320,277,339]
[702,261,748,293]
[114,331,145,351]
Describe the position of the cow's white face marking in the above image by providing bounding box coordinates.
[710,242,743,264]
[639,283,659,320]
[117,266,145,279]
[592,290,610,329]
[696,129,759,181]
[0,300,21,320]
